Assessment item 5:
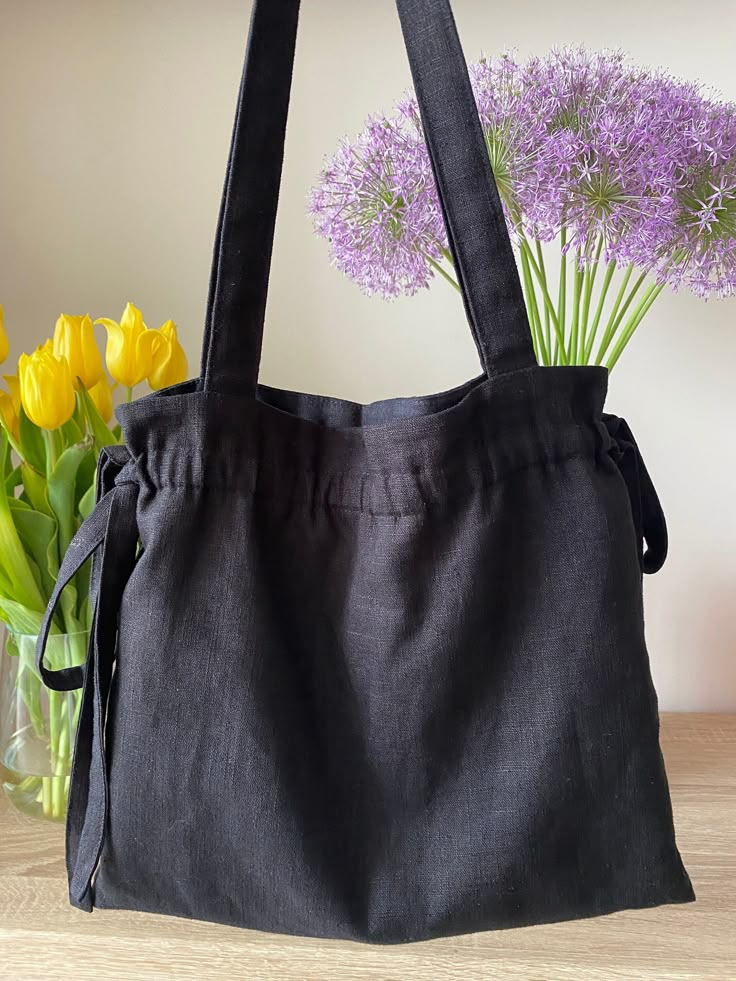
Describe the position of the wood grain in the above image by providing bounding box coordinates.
[1,713,734,981]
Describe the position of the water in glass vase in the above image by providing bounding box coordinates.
[0,630,88,821]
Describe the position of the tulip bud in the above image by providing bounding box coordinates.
[18,347,76,431]
[148,320,188,391]
[0,375,21,438]
[0,393,18,438]
[0,305,9,365]
[96,303,163,390]
[89,374,114,424]
[4,375,20,412]
[53,313,104,390]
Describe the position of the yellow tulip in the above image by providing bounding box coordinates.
[96,303,163,390]
[4,375,20,413]
[0,392,18,438]
[89,374,114,423]
[0,305,9,365]
[18,347,76,431]
[0,375,20,439]
[53,313,104,390]
[148,320,188,391]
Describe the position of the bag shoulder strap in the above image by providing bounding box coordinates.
[201,0,535,395]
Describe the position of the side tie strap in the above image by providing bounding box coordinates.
[35,492,114,691]
[36,471,140,912]
[604,414,668,575]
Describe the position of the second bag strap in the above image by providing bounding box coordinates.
[201,0,536,396]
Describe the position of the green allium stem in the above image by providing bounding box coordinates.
[568,251,584,365]
[578,237,604,363]
[519,237,567,364]
[426,231,658,374]
[426,254,461,292]
[558,227,568,364]
[536,241,552,360]
[605,282,665,370]
[584,257,617,363]
[519,248,539,362]
[519,247,549,365]
[594,265,641,365]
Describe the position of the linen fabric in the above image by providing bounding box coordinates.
[37,0,694,943]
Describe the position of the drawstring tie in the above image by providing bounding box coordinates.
[35,446,139,912]
[603,414,668,575]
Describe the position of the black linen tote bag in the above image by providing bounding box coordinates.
[36,0,694,944]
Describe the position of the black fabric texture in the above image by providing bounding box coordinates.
[37,0,694,943]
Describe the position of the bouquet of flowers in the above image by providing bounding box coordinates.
[0,302,187,819]
[310,47,736,367]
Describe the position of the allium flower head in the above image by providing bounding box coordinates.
[308,114,445,298]
[310,47,736,299]
[516,48,685,264]
[657,100,736,295]
[467,53,549,225]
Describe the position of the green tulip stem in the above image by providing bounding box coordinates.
[42,429,62,478]
[47,688,61,818]
[41,776,52,816]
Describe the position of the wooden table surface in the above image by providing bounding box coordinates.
[1,713,734,981]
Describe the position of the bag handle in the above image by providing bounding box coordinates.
[201,0,535,396]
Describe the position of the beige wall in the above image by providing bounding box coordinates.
[1,0,734,709]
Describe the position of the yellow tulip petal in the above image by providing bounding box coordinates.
[97,306,158,389]
[0,304,8,365]
[89,374,114,423]
[120,302,146,337]
[98,318,134,388]
[53,313,104,390]
[19,348,76,430]
[148,321,189,390]
[0,391,19,439]
[135,329,163,382]
[4,375,20,414]
[79,314,104,388]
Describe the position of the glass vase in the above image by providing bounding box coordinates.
[0,629,88,821]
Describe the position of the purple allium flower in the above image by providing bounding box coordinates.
[514,48,685,265]
[467,54,550,226]
[656,100,736,296]
[308,115,446,298]
[309,47,736,300]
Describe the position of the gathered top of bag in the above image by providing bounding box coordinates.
[111,0,622,513]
